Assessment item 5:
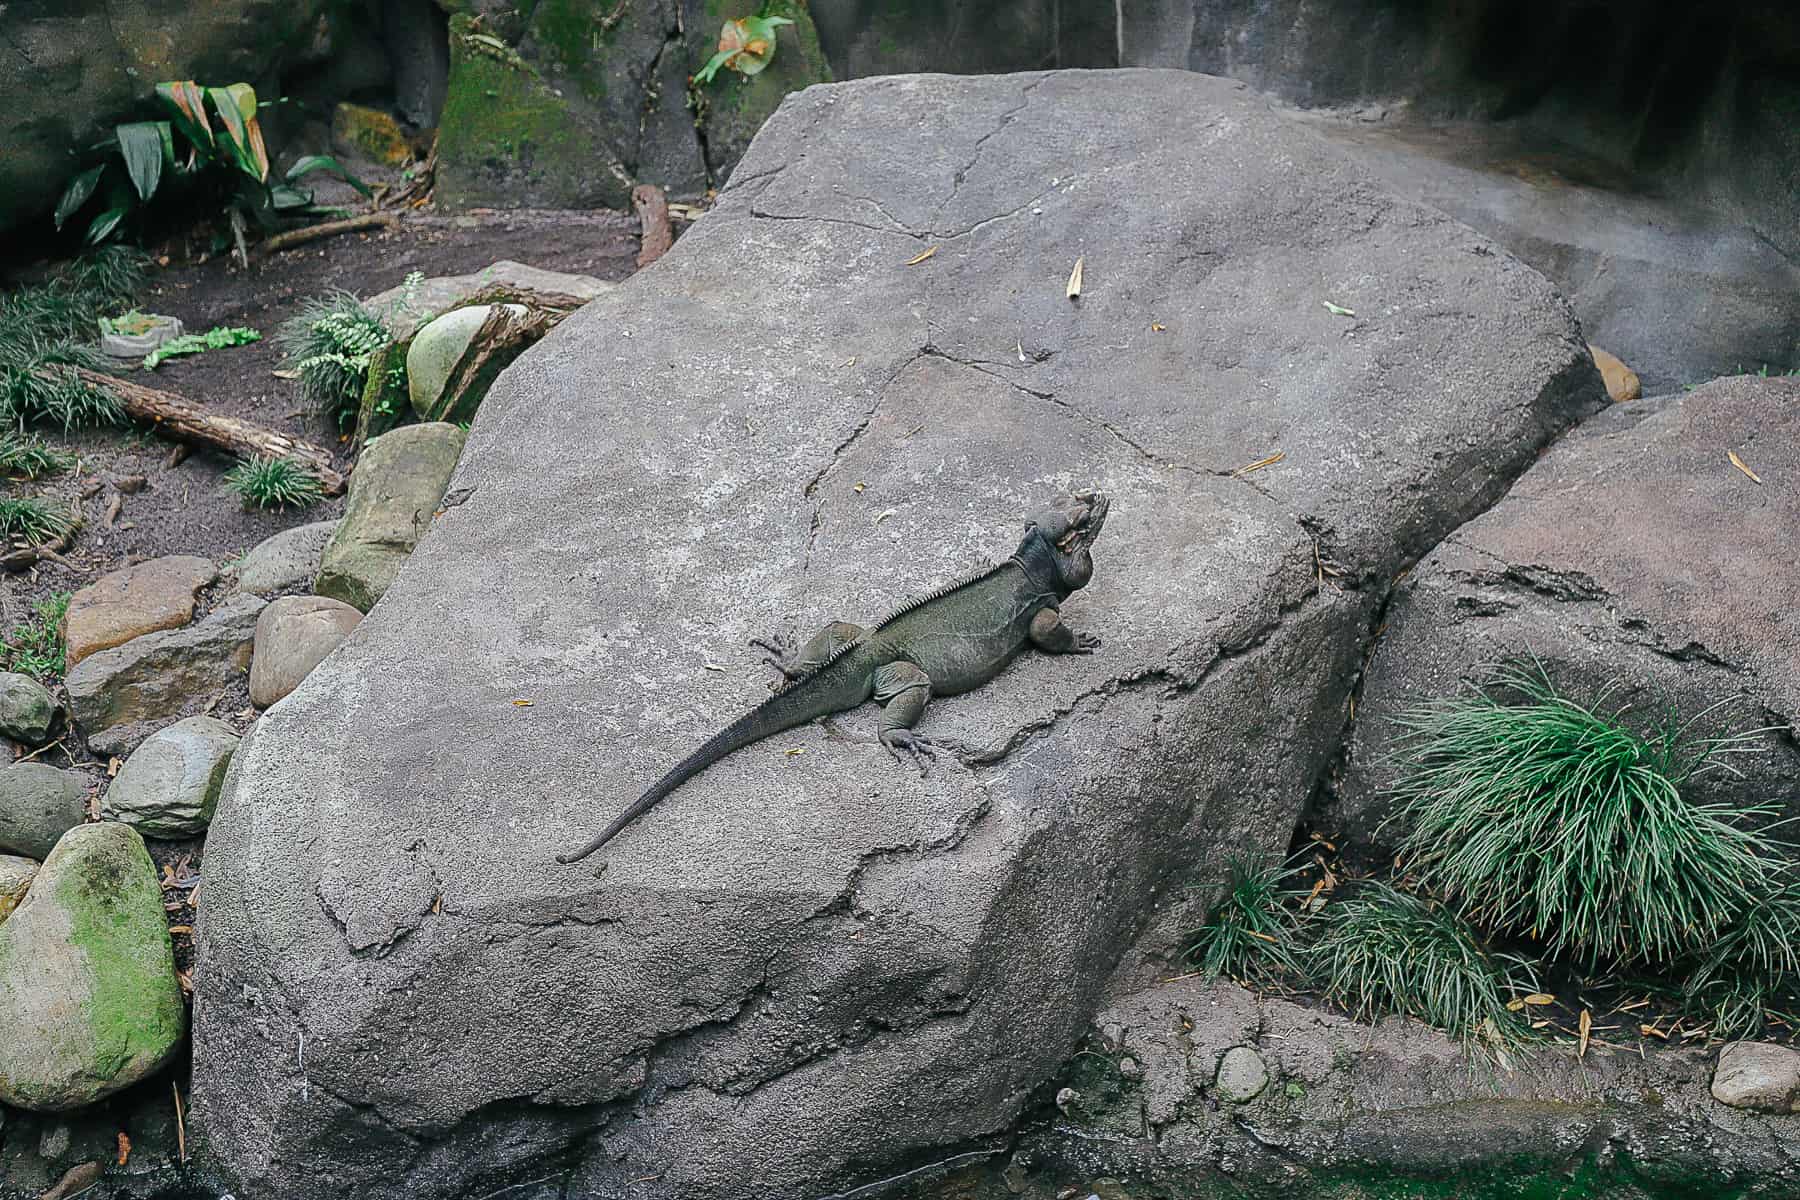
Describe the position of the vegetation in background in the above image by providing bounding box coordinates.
[54,79,368,252]
[276,290,395,428]
[1,592,72,682]
[694,12,796,84]
[1187,855,1308,983]
[0,246,142,431]
[142,325,261,370]
[1385,662,1778,967]
[1682,872,1800,1038]
[0,433,76,479]
[224,455,324,510]
[0,496,74,545]
[1307,883,1537,1052]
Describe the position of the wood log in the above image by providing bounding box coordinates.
[67,367,347,494]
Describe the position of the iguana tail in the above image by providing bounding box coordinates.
[556,679,843,864]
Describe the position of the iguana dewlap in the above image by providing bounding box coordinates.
[557,491,1111,863]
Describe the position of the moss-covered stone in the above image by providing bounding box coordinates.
[353,340,411,449]
[435,12,635,210]
[0,823,184,1111]
[332,101,415,167]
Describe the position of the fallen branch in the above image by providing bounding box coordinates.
[66,367,346,493]
[255,212,399,258]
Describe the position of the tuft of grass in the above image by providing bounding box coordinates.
[0,496,74,545]
[1188,855,1308,983]
[224,455,324,510]
[0,432,75,479]
[0,247,144,431]
[1,591,71,682]
[1308,882,1536,1050]
[1384,662,1779,967]
[275,291,392,427]
[1683,871,1800,1038]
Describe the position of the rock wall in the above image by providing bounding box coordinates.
[191,69,1601,1200]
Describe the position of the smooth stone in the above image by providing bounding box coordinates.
[64,555,218,669]
[1712,1041,1800,1113]
[249,596,363,708]
[103,716,239,838]
[315,422,467,612]
[0,853,37,921]
[365,260,613,342]
[1215,1046,1270,1103]
[0,822,185,1111]
[1589,344,1642,402]
[232,520,340,597]
[0,764,87,860]
[65,594,265,758]
[405,303,529,422]
[0,671,57,745]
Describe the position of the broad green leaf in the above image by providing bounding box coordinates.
[54,165,105,230]
[155,80,213,151]
[269,184,313,210]
[207,84,269,182]
[286,153,373,198]
[84,205,129,245]
[116,122,167,202]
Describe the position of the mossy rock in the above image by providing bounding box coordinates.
[354,340,411,449]
[436,12,635,210]
[0,823,185,1111]
[333,102,414,167]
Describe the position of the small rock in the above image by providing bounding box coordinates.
[1054,1086,1079,1114]
[103,716,239,838]
[232,520,341,596]
[0,765,87,859]
[66,593,265,758]
[1588,344,1642,402]
[249,596,363,708]
[0,854,37,921]
[38,1121,70,1159]
[1711,1041,1800,1112]
[1117,1055,1142,1080]
[406,303,530,422]
[333,101,414,166]
[0,823,186,1111]
[1214,1046,1269,1103]
[64,555,218,669]
[114,475,148,494]
[364,260,612,342]
[0,671,58,745]
[316,423,468,612]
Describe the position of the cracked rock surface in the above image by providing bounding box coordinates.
[1335,374,1800,845]
[191,70,1601,1199]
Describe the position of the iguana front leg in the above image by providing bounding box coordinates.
[752,620,866,691]
[1029,607,1101,654]
[872,660,940,775]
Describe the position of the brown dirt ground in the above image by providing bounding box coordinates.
[4,207,641,628]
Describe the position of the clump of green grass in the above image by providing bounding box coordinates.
[1682,872,1800,1038]
[0,247,143,431]
[1385,662,1778,967]
[1308,882,1537,1050]
[1,591,71,681]
[0,432,75,479]
[276,291,393,427]
[0,496,74,544]
[224,456,324,510]
[1188,855,1308,983]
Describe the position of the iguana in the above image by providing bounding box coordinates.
[557,490,1111,863]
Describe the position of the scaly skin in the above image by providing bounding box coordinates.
[556,491,1111,864]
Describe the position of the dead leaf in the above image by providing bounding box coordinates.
[1231,450,1286,477]
[904,246,938,266]
[1578,1009,1592,1058]
[784,747,805,757]
[1247,930,1279,944]
[167,925,192,936]
[511,699,534,707]
[853,482,866,494]
[874,508,897,524]
[108,757,122,778]
[1523,993,1554,1006]
[1506,999,1525,1012]
[1728,449,1763,484]
[842,356,856,367]
[271,368,300,380]
[1151,322,1166,332]
[1066,256,1084,300]
[1641,1024,1668,1040]
[117,1132,131,1166]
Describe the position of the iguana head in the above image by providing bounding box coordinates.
[1020,490,1109,593]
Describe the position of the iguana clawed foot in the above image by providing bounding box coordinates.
[880,729,942,777]
[750,634,803,690]
[1074,631,1101,653]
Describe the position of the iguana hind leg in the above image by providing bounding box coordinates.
[1029,607,1100,654]
[873,660,940,776]
[752,620,866,691]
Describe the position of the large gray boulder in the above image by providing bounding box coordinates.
[191,70,1600,1200]
[1335,375,1800,846]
